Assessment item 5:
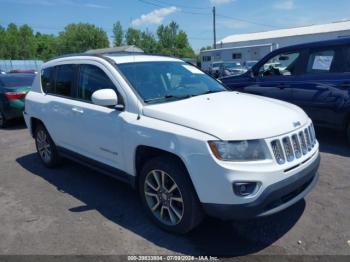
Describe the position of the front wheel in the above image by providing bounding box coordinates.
[139,156,203,234]
[35,123,60,168]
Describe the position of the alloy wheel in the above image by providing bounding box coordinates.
[36,129,52,163]
[144,170,184,226]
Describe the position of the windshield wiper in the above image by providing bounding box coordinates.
[144,94,193,104]
[195,90,225,97]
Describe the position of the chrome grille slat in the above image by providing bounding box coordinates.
[304,128,312,151]
[291,134,302,159]
[271,123,317,165]
[282,137,294,162]
[271,140,285,165]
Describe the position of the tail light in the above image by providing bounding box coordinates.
[5,91,27,100]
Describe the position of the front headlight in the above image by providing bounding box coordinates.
[208,140,272,161]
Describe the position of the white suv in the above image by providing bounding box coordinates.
[24,53,320,233]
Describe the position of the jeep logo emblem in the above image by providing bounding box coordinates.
[293,121,301,128]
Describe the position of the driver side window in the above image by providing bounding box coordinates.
[259,52,300,77]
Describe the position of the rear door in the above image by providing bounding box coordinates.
[291,46,347,128]
[41,64,78,149]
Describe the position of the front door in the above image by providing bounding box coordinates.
[68,63,125,169]
[244,51,303,103]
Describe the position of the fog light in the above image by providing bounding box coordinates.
[233,182,258,196]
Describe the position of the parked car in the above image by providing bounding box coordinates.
[220,38,350,143]
[9,69,38,74]
[0,73,35,127]
[24,53,320,233]
[210,62,246,78]
[243,60,258,69]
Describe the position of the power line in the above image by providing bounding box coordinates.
[216,13,279,28]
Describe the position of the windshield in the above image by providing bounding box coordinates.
[0,75,34,88]
[118,61,226,104]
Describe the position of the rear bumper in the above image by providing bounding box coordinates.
[202,153,320,220]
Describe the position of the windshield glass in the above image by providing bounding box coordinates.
[118,61,226,104]
[0,75,34,88]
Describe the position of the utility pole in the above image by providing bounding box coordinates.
[213,6,216,49]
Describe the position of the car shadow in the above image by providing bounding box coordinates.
[16,153,305,257]
[3,118,27,130]
[316,127,350,157]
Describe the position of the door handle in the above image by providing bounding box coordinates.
[72,107,84,114]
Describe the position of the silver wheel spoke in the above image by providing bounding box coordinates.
[171,197,183,203]
[170,204,182,220]
[145,191,158,198]
[151,171,161,190]
[168,183,177,193]
[167,207,176,224]
[151,200,160,211]
[161,171,166,190]
[146,180,158,192]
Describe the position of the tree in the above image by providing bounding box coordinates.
[35,32,58,60]
[156,21,195,58]
[18,24,37,59]
[58,23,109,54]
[4,23,20,59]
[113,21,123,47]
[200,46,212,52]
[125,28,141,46]
[0,26,6,59]
[140,30,158,53]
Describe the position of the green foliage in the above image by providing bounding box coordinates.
[125,28,142,46]
[113,21,124,47]
[58,23,109,54]
[35,32,58,60]
[0,21,196,60]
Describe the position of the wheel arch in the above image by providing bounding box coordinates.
[134,145,195,191]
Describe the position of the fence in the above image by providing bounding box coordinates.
[0,60,44,72]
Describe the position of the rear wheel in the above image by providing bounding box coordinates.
[34,123,60,168]
[0,111,6,128]
[139,156,203,234]
[347,121,350,144]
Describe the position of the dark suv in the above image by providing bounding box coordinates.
[221,38,350,142]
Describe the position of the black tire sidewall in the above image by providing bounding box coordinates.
[35,124,60,168]
[138,156,203,234]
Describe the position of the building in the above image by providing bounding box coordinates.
[200,20,350,71]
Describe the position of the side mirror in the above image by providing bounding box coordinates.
[92,89,118,107]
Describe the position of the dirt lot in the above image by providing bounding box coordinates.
[0,121,349,257]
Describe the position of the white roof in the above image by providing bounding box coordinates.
[105,55,182,64]
[219,20,350,44]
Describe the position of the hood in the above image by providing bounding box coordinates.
[142,92,309,140]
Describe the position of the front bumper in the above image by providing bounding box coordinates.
[202,153,320,220]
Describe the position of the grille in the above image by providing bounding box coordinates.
[271,124,316,165]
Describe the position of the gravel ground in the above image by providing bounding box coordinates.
[0,120,349,257]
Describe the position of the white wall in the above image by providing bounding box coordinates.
[200,29,350,71]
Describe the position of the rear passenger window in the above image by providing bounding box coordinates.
[55,65,75,97]
[306,49,335,74]
[77,64,116,102]
[41,67,54,93]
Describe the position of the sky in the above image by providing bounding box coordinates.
[1,0,350,52]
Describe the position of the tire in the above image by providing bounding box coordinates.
[139,156,204,234]
[34,123,61,168]
[0,110,6,128]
